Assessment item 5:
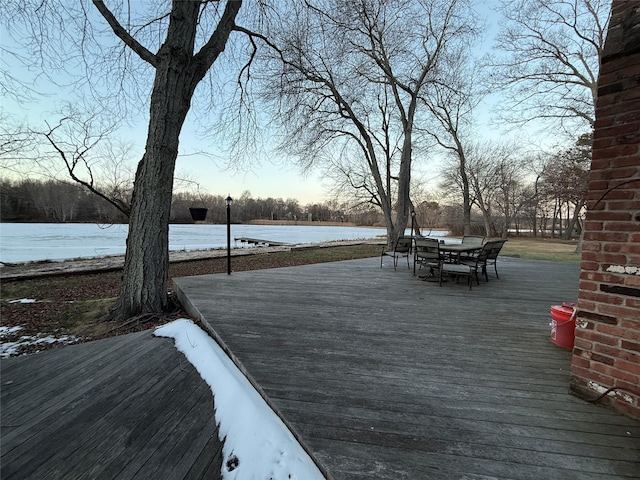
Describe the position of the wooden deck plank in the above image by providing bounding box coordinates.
[182,426,225,480]
[0,330,144,392]
[1,333,160,449]
[173,256,640,479]
[263,381,631,432]
[277,399,638,463]
[0,331,145,414]
[65,353,203,479]
[273,395,636,453]
[0,331,223,480]
[113,384,213,479]
[293,422,639,477]
[2,255,638,479]
[25,362,185,480]
[308,436,620,480]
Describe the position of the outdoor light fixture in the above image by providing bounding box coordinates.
[226,195,233,275]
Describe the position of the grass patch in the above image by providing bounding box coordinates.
[62,298,116,334]
[503,250,582,264]
[1,281,43,302]
[167,243,383,278]
[500,237,581,264]
[235,244,382,267]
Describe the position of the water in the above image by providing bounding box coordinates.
[0,223,398,264]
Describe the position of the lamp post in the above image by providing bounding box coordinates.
[225,195,233,275]
[411,209,416,237]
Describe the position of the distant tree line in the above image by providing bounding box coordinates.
[1,153,589,240]
[0,179,382,226]
[432,135,591,240]
[0,178,129,224]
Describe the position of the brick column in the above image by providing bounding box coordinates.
[570,1,640,419]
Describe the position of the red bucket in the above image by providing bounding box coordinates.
[550,304,576,349]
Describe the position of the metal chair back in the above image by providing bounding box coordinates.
[381,235,413,270]
[413,237,441,275]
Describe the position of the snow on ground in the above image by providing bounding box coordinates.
[155,319,325,480]
[1,299,83,357]
[0,325,81,358]
[0,326,24,336]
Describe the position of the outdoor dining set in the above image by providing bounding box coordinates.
[380,235,508,290]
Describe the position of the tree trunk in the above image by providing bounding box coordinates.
[392,131,412,246]
[109,7,198,320]
[563,200,583,240]
[531,211,537,237]
[462,177,471,235]
[483,215,492,237]
[476,198,491,237]
[550,201,559,238]
[502,190,510,239]
[106,0,241,321]
[457,144,471,236]
[383,198,397,248]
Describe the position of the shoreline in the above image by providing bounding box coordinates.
[1,223,392,266]
[0,239,384,281]
[0,235,579,281]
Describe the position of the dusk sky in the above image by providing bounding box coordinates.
[1,0,564,205]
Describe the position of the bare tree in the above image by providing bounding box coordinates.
[540,134,591,239]
[0,38,44,103]
[441,141,522,237]
[259,0,477,246]
[488,0,609,132]
[4,0,249,322]
[422,46,482,236]
[519,153,548,237]
[491,156,525,238]
[2,102,136,220]
[93,0,246,321]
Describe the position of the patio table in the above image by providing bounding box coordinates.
[439,243,482,263]
[416,241,481,281]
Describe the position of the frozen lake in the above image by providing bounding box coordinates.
[0,223,409,264]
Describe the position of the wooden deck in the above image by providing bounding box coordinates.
[2,255,638,479]
[1,331,223,479]
[173,256,640,479]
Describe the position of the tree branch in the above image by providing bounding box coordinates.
[43,119,131,217]
[192,0,243,80]
[92,0,158,67]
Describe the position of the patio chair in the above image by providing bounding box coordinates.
[485,239,508,280]
[413,237,441,277]
[380,235,413,270]
[441,241,492,289]
[457,235,485,262]
[458,239,507,282]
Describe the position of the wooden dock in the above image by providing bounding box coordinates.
[174,256,640,479]
[234,236,290,247]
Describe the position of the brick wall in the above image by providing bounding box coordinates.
[570,1,640,420]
